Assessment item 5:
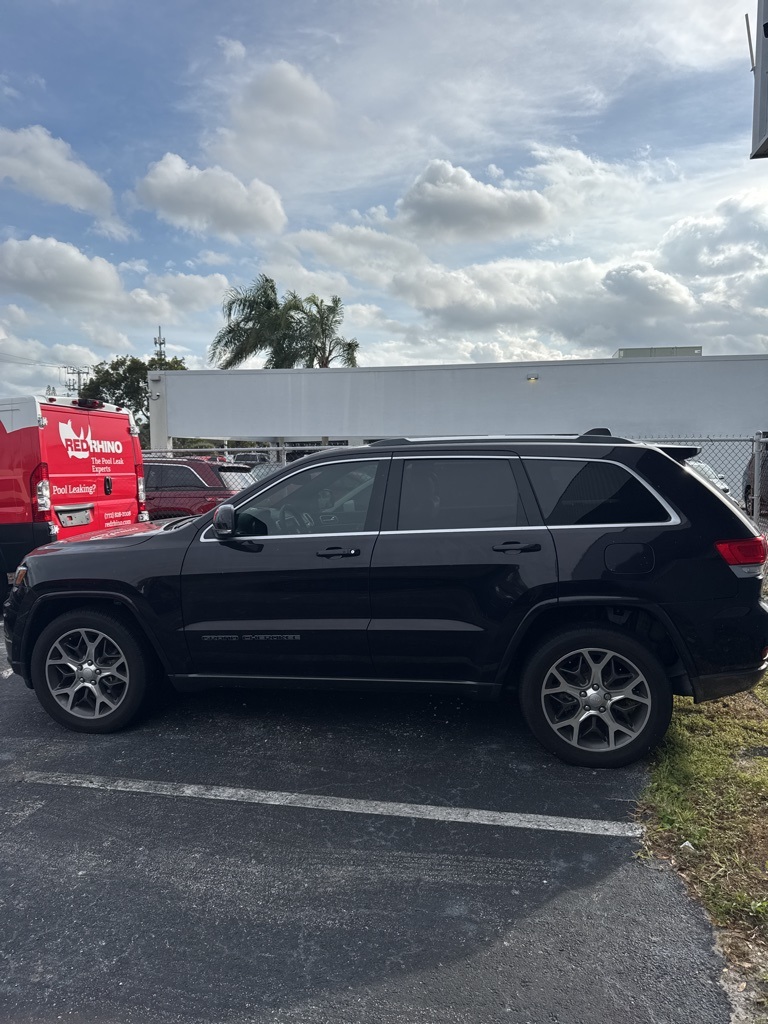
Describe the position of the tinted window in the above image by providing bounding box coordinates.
[144,464,164,491]
[524,459,669,526]
[164,465,208,490]
[397,458,526,531]
[235,460,382,536]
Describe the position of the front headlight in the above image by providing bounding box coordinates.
[12,565,27,588]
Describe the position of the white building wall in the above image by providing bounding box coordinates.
[148,355,768,447]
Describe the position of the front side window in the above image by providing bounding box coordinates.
[234,460,382,536]
[524,459,670,526]
[397,458,526,531]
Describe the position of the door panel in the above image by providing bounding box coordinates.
[180,457,388,680]
[181,534,377,678]
[368,455,558,683]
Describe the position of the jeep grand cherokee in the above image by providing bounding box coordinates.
[5,430,768,768]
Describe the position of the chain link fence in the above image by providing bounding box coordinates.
[633,435,748,498]
[140,444,333,520]
[144,435,768,531]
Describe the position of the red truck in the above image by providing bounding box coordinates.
[0,395,146,593]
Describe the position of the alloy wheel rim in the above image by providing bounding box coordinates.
[540,647,652,752]
[44,628,130,719]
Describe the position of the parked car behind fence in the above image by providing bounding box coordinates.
[143,455,257,520]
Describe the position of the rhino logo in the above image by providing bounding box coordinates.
[59,420,92,460]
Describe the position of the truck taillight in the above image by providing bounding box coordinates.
[30,462,52,522]
[136,463,147,520]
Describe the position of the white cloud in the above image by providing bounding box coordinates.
[135,153,286,241]
[0,236,228,327]
[143,271,229,312]
[196,250,233,266]
[0,325,101,396]
[0,235,127,308]
[0,125,128,238]
[217,36,246,62]
[602,262,696,314]
[289,225,427,289]
[394,160,552,242]
[206,60,336,179]
[79,322,134,353]
[1,303,30,325]
[118,259,149,274]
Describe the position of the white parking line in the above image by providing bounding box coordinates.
[20,771,643,838]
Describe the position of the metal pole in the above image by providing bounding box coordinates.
[753,431,762,524]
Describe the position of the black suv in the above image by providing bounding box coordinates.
[4,431,768,768]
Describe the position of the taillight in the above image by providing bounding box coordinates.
[30,462,52,522]
[715,536,768,566]
[136,464,146,509]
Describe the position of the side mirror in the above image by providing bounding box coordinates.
[212,503,235,539]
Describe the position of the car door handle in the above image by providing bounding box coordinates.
[492,540,542,553]
[316,546,360,558]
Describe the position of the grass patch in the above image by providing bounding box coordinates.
[641,681,768,1009]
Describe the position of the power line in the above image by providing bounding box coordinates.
[65,365,92,397]
[0,352,65,370]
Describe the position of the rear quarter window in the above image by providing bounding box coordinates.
[524,458,670,526]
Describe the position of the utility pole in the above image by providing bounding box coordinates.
[154,325,166,365]
[65,365,91,397]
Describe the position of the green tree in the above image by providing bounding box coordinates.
[209,274,305,369]
[300,294,359,368]
[209,275,359,369]
[80,354,187,446]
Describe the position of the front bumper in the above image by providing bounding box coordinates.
[691,661,768,703]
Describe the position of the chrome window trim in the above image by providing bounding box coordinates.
[521,455,681,528]
[199,457,387,543]
[201,530,378,543]
[379,525,538,536]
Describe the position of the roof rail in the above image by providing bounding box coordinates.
[365,432,700,462]
[367,429,637,448]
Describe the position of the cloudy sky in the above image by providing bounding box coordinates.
[0,0,764,394]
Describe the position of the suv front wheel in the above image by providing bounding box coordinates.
[519,627,673,768]
[31,609,150,733]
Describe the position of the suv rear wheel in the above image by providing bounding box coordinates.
[31,609,150,733]
[519,627,673,768]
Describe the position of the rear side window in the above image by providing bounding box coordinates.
[170,466,209,489]
[524,459,670,526]
[144,464,164,491]
[397,458,527,531]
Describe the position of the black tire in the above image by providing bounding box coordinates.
[30,608,151,733]
[518,627,673,768]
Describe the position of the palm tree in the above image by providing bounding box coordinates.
[209,276,359,369]
[300,294,359,368]
[209,274,305,369]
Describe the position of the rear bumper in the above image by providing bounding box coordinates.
[691,662,767,703]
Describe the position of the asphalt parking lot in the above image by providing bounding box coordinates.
[0,643,732,1024]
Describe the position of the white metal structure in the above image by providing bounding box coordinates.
[752,0,768,157]
[148,354,768,449]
